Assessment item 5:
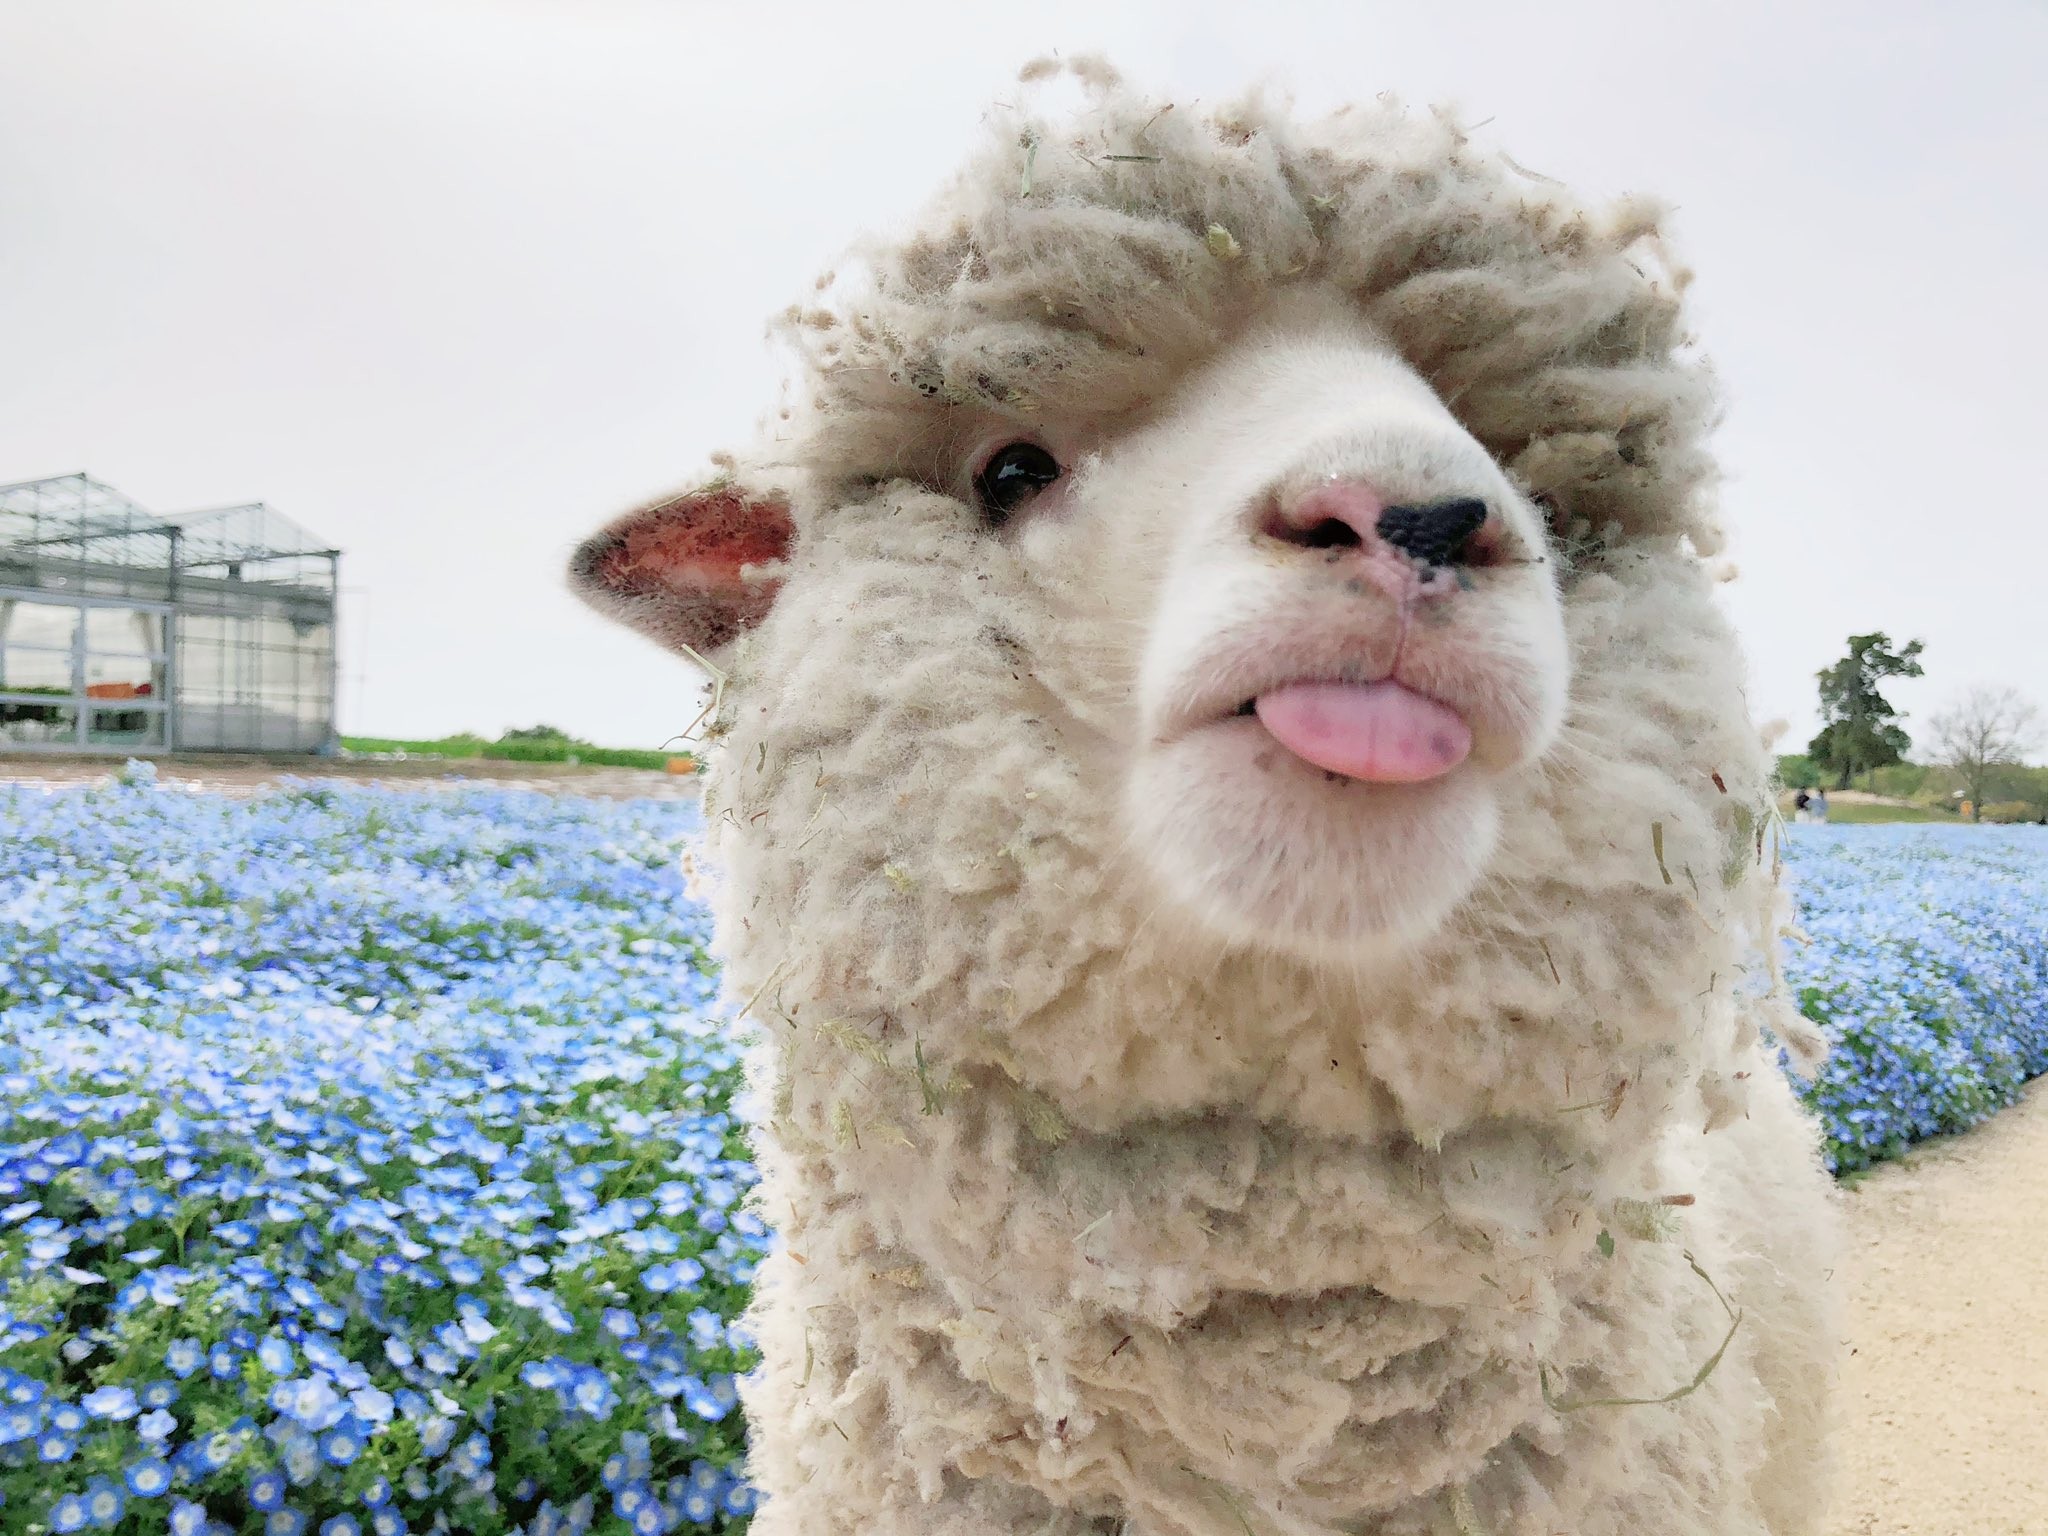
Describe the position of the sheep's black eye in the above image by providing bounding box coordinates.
[973,442,1061,524]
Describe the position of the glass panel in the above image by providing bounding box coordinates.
[0,647,74,692]
[84,606,164,656]
[84,653,165,700]
[0,600,79,651]
[176,703,229,751]
[176,626,231,703]
[259,647,304,691]
[86,704,165,749]
[1,701,78,746]
[179,614,227,646]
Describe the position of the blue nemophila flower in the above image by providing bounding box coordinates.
[367,1508,408,1536]
[321,1516,361,1536]
[442,1254,485,1285]
[687,1459,724,1492]
[570,1367,619,1419]
[139,1379,180,1409]
[50,1491,90,1534]
[267,1509,309,1536]
[321,1424,365,1466]
[170,1499,210,1536]
[680,1488,717,1524]
[81,1385,138,1421]
[723,1482,760,1517]
[249,1470,289,1511]
[83,1476,126,1528]
[165,1338,204,1378]
[126,1457,175,1496]
[282,1432,324,1485]
[38,1430,76,1462]
[194,1428,240,1470]
[614,1483,653,1520]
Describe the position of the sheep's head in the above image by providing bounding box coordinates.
[571,62,1771,1030]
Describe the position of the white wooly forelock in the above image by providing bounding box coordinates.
[679,57,1837,1536]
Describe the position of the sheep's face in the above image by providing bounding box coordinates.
[991,291,1569,959]
[571,288,1572,972]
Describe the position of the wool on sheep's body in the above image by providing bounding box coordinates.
[575,57,1838,1536]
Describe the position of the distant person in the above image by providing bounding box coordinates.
[1793,787,1812,822]
[1812,788,1829,823]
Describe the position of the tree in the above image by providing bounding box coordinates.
[1775,754,1823,790]
[500,724,584,744]
[1927,686,2042,820]
[1807,632,1925,789]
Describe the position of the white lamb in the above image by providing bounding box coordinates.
[571,57,1838,1536]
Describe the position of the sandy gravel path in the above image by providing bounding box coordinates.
[1826,1077,2048,1534]
[0,754,701,801]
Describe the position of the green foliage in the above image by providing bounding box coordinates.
[500,724,587,745]
[1821,801,1961,824]
[1984,763,2048,819]
[340,735,690,773]
[1982,800,2048,825]
[1775,754,1822,790]
[341,734,492,758]
[480,741,681,770]
[1808,632,1926,788]
[1863,762,1937,799]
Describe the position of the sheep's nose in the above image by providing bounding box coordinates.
[1265,482,1490,567]
[1375,499,1489,566]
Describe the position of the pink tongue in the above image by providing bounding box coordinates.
[1254,681,1471,782]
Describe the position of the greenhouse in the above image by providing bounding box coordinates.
[0,472,341,754]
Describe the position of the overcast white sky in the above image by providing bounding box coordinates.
[3,0,2044,751]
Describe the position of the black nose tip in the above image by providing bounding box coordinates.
[1375,498,1489,566]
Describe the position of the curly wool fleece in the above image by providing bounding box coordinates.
[586,58,1838,1536]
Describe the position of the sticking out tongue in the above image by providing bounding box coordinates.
[1254,681,1471,783]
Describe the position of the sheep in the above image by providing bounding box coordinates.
[570,56,1839,1536]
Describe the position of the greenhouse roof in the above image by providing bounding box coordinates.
[0,473,338,581]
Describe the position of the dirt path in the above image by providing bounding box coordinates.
[1826,1077,2048,1534]
[0,753,701,801]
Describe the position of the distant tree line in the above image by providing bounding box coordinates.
[1792,631,2042,821]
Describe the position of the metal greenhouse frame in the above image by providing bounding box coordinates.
[0,473,341,755]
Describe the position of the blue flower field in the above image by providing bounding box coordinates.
[1,770,761,1536]
[1785,824,2048,1172]
[1,771,2044,1534]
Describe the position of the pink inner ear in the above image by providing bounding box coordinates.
[598,492,793,615]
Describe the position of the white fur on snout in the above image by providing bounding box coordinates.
[1097,297,1570,954]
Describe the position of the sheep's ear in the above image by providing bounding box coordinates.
[568,484,794,657]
